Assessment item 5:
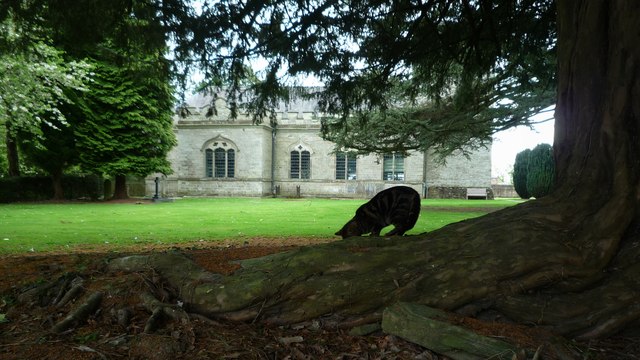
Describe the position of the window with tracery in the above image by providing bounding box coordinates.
[205,141,235,178]
[290,145,311,179]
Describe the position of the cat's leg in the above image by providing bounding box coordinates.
[370,226,383,236]
[384,227,404,236]
[386,220,414,236]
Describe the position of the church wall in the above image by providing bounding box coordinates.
[271,125,426,198]
[425,147,492,187]
[424,146,493,198]
[156,121,274,197]
[146,91,493,199]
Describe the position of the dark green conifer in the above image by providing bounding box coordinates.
[513,149,531,199]
[526,143,555,198]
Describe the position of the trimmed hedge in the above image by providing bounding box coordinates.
[526,144,555,198]
[512,149,532,199]
[0,175,103,203]
[512,143,555,199]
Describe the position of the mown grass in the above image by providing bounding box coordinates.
[0,197,523,254]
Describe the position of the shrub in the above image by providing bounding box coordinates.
[0,175,103,203]
[513,149,531,199]
[62,174,104,200]
[526,143,556,198]
[0,177,51,202]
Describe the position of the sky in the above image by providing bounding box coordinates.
[491,107,555,183]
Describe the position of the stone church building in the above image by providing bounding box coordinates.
[146,90,492,199]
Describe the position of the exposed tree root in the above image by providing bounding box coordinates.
[51,292,103,333]
[5,244,640,359]
[104,200,640,347]
[139,291,190,334]
[17,273,84,307]
[497,251,640,340]
[54,276,84,308]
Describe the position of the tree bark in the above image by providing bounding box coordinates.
[108,0,640,342]
[108,200,640,336]
[50,168,65,200]
[5,122,20,177]
[112,174,129,199]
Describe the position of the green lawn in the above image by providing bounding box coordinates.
[0,197,523,254]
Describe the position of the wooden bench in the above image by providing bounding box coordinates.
[466,188,487,199]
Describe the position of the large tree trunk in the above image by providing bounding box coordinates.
[5,122,20,177]
[112,174,129,200]
[50,168,65,200]
[109,0,640,344]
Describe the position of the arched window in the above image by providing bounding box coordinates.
[383,152,405,181]
[205,149,214,177]
[290,149,311,179]
[204,138,236,178]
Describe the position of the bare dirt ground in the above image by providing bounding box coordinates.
[1,238,639,359]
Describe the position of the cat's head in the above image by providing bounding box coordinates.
[335,219,363,239]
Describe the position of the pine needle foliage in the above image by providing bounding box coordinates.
[3,0,557,159]
[76,53,176,177]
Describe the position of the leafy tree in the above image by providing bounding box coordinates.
[0,124,7,177]
[67,0,178,199]
[526,143,555,198]
[76,53,176,199]
[16,114,77,200]
[1,1,176,199]
[512,149,531,199]
[14,89,97,199]
[0,15,90,177]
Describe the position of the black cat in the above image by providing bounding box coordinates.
[335,186,421,239]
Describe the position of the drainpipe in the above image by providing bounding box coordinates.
[422,148,428,198]
[271,124,277,197]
